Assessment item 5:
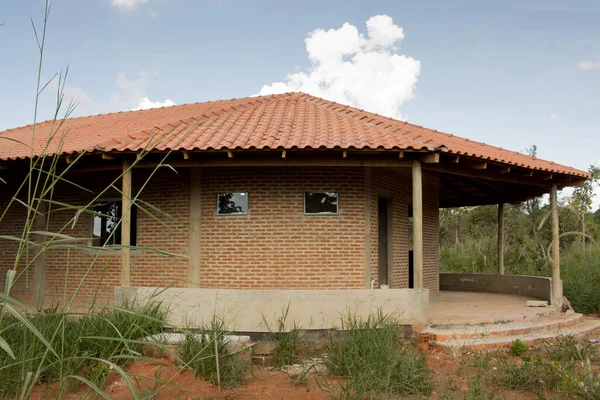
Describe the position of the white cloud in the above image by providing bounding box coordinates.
[133,97,176,110]
[115,70,155,106]
[259,15,420,120]
[45,69,174,117]
[550,113,558,120]
[111,0,148,12]
[577,60,600,71]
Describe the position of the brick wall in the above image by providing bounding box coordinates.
[0,195,33,300]
[0,165,439,305]
[41,168,191,304]
[199,167,366,289]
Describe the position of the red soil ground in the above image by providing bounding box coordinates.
[28,326,600,399]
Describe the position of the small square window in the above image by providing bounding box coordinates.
[92,200,137,247]
[304,192,338,215]
[217,193,249,215]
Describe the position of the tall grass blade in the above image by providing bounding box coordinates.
[65,375,112,400]
[3,303,60,359]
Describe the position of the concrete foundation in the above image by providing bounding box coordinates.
[115,287,429,332]
[439,273,552,303]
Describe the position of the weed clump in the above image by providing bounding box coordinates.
[267,304,301,368]
[0,299,166,398]
[494,336,600,399]
[509,339,528,356]
[176,318,247,388]
[321,311,432,399]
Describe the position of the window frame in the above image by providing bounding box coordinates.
[216,192,250,216]
[303,191,340,216]
[90,199,137,247]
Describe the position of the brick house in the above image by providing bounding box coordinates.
[0,93,588,330]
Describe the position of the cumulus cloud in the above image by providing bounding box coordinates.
[133,97,176,110]
[111,0,148,12]
[259,15,420,120]
[577,60,600,71]
[46,69,175,117]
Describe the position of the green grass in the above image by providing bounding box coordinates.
[0,299,166,398]
[266,303,301,368]
[494,337,600,399]
[320,311,432,399]
[509,339,528,357]
[176,318,247,389]
[562,244,600,314]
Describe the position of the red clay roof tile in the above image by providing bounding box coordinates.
[0,92,587,178]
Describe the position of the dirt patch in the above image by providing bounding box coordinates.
[29,360,330,400]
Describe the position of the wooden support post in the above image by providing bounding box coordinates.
[121,160,132,287]
[497,203,504,275]
[33,201,48,307]
[550,184,563,307]
[189,168,202,287]
[412,160,424,289]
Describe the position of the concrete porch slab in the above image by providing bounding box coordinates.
[429,291,558,327]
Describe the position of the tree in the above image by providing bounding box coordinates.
[569,165,600,251]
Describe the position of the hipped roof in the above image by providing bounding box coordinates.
[0,92,587,180]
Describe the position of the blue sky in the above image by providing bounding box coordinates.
[1,0,599,203]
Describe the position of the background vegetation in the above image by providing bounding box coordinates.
[440,160,600,314]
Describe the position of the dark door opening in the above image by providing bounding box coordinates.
[378,197,389,287]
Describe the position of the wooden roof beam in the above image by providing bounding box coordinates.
[423,163,549,187]
[421,152,440,163]
[101,153,116,160]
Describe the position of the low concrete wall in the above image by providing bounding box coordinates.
[439,273,552,303]
[115,287,429,332]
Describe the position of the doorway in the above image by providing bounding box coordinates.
[378,197,392,287]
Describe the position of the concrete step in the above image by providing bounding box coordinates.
[421,313,583,342]
[426,318,600,354]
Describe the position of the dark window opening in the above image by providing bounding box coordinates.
[217,192,249,215]
[304,192,338,214]
[92,201,137,247]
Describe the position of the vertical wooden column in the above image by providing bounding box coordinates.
[364,167,372,288]
[33,201,48,306]
[550,184,562,307]
[412,160,423,289]
[188,168,202,287]
[497,203,505,275]
[121,160,132,287]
